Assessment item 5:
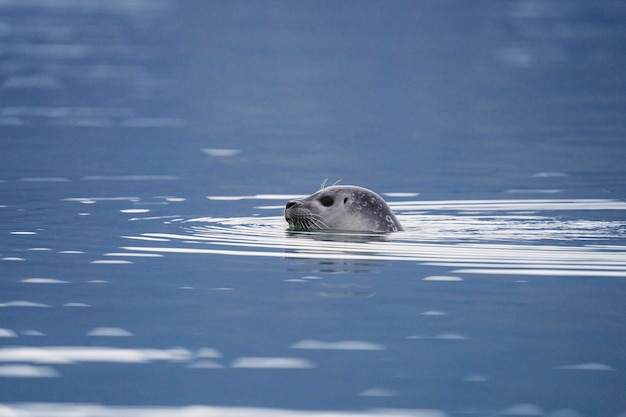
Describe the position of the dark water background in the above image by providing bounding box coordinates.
[1,1,625,416]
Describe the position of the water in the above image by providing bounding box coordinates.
[1,2,626,416]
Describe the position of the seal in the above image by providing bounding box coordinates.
[284,185,403,232]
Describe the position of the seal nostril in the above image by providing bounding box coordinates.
[285,201,297,210]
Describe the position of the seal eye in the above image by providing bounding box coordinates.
[320,196,334,207]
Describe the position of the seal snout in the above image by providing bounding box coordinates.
[284,200,303,220]
[285,200,299,210]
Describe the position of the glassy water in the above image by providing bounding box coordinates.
[1,2,625,417]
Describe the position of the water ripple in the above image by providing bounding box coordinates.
[120,199,626,278]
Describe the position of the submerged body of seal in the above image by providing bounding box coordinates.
[284,185,403,232]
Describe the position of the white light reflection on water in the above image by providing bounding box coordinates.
[120,198,626,278]
[86,327,134,337]
[290,340,385,351]
[0,365,60,378]
[0,346,195,364]
[230,357,314,369]
[0,404,443,417]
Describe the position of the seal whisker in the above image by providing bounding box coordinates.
[288,213,330,231]
[306,214,330,230]
[300,214,325,230]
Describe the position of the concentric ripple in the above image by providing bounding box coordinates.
[119,198,626,278]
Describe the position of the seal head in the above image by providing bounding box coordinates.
[284,185,403,232]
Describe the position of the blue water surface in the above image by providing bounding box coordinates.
[1,2,625,417]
